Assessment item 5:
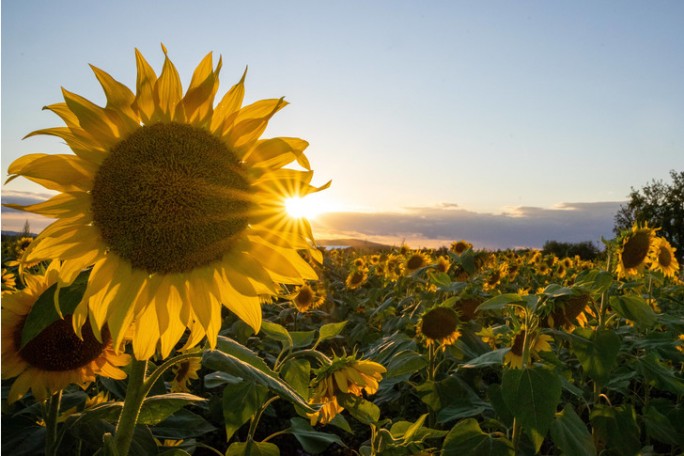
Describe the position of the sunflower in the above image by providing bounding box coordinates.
[482,263,508,292]
[2,261,130,403]
[7,46,328,360]
[450,240,472,255]
[170,355,202,393]
[649,237,679,278]
[417,307,461,348]
[434,256,451,274]
[503,330,553,369]
[307,354,386,425]
[615,223,658,279]
[292,283,325,312]
[345,269,368,290]
[404,252,430,274]
[544,294,593,330]
[2,268,17,291]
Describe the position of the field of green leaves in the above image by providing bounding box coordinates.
[2,228,683,456]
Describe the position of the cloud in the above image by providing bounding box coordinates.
[312,201,625,249]
[1,190,625,250]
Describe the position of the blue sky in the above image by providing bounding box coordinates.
[2,1,683,248]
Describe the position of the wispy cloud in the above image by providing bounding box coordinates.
[1,190,624,250]
[312,201,624,249]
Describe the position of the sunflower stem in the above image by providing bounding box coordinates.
[45,389,63,456]
[113,358,148,456]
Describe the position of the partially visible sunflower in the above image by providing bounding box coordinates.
[482,263,508,292]
[434,256,451,274]
[450,240,472,255]
[543,294,594,330]
[170,355,202,393]
[615,223,658,279]
[345,269,368,290]
[649,237,679,278]
[292,283,325,312]
[416,307,461,348]
[6,46,328,360]
[2,261,130,403]
[2,268,17,291]
[307,354,386,425]
[504,330,553,369]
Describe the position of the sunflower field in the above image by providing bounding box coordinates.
[2,48,683,456]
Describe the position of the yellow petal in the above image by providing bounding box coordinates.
[210,67,246,134]
[154,46,183,122]
[133,48,158,124]
[7,153,96,192]
[62,88,118,149]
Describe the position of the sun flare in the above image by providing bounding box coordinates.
[285,196,324,219]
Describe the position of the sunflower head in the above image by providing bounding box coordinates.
[544,294,593,329]
[307,353,386,425]
[417,306,461,348]
[7,47,327,360]
[404,252,430,274]
[434,256,451,273]
[345,269,368,290]
[616,223,658,279]
[2,262,130,403]
[170,355,202,393]
[649,237,680,278]
[450,240,472,255]
[292,283,325,312]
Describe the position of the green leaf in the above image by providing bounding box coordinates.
[203,336,314,412]
[442,418,514,456]
[385,349,427,378]
[590,404,640,456]
[542,284,574,297]
[151,409,216,439]
[549,405,596,456]
[609,295,657,328]
[328,414,353,434]
[290,330,316,348]
[260,321,293,350]
[638,352,684,395]
[138,393,205,426]
[476,294,523,312]
[338,393,380,425]
[429,271,452,287]
[460,348,507,369]
[19,271,90,348]
[389,416,447,443]
[643,405,683,446]
[222,381,269,442]
[281,358,311,400]
[225,440,280,456]
[502,366,562,452]
[316,321,347,345]
[289,417,346,454]
[569,328,621,385]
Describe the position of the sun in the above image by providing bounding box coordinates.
[285,195,323,219]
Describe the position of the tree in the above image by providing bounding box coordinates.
[614,170,684,263]
[542,240,601,261]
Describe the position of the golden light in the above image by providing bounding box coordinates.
[285,196,323,219]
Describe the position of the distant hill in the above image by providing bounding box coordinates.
[316,238,392,250]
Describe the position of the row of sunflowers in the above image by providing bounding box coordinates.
[2,47,683,455]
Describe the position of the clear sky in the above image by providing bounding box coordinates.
[2,1,683,248]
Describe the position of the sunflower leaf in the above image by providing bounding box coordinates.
[204,336,314,412]
[138,393,206,426]
[316,321,348,346]
[476,294,524,313]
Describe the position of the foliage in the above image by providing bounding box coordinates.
[614,170,684,262]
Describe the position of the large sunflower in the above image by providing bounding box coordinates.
[2,261,130,403]
[6,46,328,359]
[615,223,657,279]
[649,237,679,278]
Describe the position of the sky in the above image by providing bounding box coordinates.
[2,1,683,249]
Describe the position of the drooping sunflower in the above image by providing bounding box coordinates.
[503,330,553,369]
[543,294,594,330]
[416,306,461,348]
[6,46,328,359]
[307,354,386,425]
[649,237,679,278]
[170,355,202,393]
[2,261,130,403]
[615,223,658,279]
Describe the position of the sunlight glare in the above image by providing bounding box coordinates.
[285,196,322,219]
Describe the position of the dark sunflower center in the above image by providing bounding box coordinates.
[420,307,458,340]
[92,123,252,274]
[295,286,314,306]
[621,231,651,269]
[15,315,107,371]
[657,245,672,267]
[406,255,426,270]
[511,331,526,356]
